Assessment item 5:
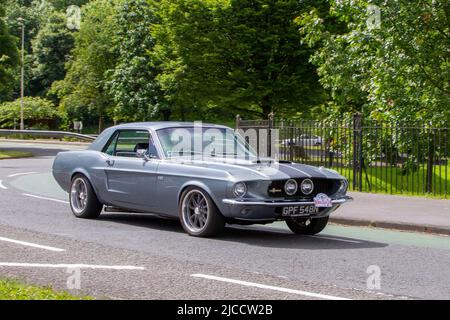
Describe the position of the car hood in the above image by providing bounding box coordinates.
[166,157,344,181]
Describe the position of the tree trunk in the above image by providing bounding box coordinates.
[161,109,171,121]
[180,105,186,121]
[98,114,104,134]
[261,96,271,117]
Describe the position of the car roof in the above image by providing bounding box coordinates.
[88,122,233,152]
[112,122,230,131]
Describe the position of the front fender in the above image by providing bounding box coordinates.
[178,180,229,215]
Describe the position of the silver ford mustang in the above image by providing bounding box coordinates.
[53,122,352,237]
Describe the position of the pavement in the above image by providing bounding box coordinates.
[333,192,450,235]
[1,140,450,300]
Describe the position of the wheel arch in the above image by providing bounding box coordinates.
[177,181,223,215]
[70,169,104,204]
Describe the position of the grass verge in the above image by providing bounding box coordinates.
[0,150,33,159]
[0,279,91,300]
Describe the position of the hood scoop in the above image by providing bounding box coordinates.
[251,158,292,165]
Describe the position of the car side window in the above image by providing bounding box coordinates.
[103,132,119,156]
[114,130,151,158]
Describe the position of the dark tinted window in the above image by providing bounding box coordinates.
[103,130,152,158]
[115,130,150,158]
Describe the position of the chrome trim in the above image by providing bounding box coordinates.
[300,178,314,195]
[284,179,298,196]
[222,196,353,206]
[234,182,247,198]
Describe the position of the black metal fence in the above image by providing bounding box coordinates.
[236,114,449,198]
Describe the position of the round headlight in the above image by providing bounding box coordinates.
[284,179,298,196]
[300,179,314,195]
[234,182,247,198]
[338,179,348,194]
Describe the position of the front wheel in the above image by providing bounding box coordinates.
[286,216,329,235]
[179,187,225,237]
[70,174,103,219]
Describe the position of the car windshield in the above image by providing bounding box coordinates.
[156,127,256,159]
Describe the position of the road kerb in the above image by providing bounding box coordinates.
[330,217,450,236]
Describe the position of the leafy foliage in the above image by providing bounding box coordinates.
[0,96,60,128]
[298,0,449,124]
[0,0,448,132]
[0,0,20,100]
[52,0,121,131]
[106,0,162,122]
[154,0,326,120]
[31,11,75,96]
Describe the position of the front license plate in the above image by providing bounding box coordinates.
[282,205,319,217]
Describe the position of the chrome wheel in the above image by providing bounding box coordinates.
[182,190,209,233]
[70,177,88,215]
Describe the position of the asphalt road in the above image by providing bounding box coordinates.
[0,141,450,300]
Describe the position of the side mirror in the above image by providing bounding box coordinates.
[136,149,151,161]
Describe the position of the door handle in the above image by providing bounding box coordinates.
[106,159,115,166]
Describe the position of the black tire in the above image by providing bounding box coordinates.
[69,174,103,219]
[286,216,329,235]
[179,187,225,237]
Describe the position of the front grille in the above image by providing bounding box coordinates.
[268,178,339,199]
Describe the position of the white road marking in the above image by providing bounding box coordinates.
[7,172,38,178]
[0,180,7,190]
[191,274,351,300]
[22,193,69,204]
[0,263,145,270]
[0,236,65,252]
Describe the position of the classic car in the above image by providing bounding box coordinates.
[52,122,352,237]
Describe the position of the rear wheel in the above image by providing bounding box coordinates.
[286,216,329,235]
[179,187,225,237]
[70,174,102,219]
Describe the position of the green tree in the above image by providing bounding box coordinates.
[106,0,163,122]
[154,0,326,120]
[4,0,47,53]
[0,0,20,101]
[55,0,121,132]
[298,0,450,124]
[0,96,60,128]
[4,0,53,98]
[47,0,89,11]
[31,12,75,96]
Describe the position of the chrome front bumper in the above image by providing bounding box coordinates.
[222,196,353,206]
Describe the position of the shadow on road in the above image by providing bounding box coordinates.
[98,213,388,250]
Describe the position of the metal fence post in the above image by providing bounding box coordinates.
[426,127,434,193]
[359,118,364,192]
[268,113,274,157]
[235,114,241,130]
[352,113,362,191]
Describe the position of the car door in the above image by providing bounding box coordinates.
[102,129,160,211]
